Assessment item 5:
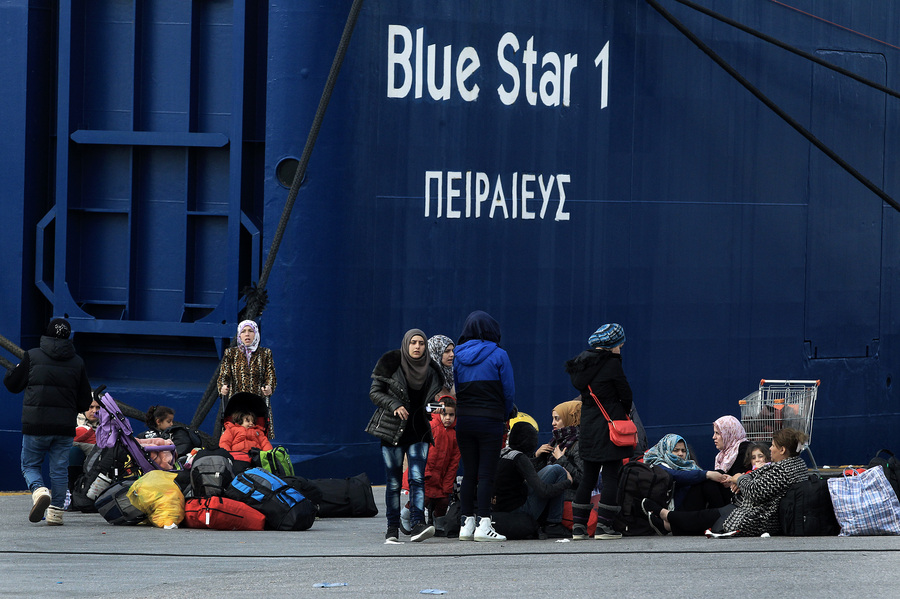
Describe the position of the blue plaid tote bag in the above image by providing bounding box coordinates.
[827,465,900,536]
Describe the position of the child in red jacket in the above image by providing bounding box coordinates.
[219,411,272,457]
[424,397,460,522]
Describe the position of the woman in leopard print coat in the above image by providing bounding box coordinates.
[218,320,277,438]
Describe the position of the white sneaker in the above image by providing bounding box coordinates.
[474,517,506,542]
[29,487,51,523]
[45,505,64,526]
[459,516,476,541]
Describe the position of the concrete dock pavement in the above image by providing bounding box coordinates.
[1,490,898,598]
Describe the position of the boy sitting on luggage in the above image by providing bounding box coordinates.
[219,411,272,459]
[423,397,461,524]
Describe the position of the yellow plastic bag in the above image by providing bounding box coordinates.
[127,470,185,528]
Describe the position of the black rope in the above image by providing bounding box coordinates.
[0,333,25,360]
[673,0,900,100]
[191,0,366,431]
[645,0,900,213]
[257,0,365,291]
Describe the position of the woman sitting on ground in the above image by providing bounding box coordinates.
[642,434,728,511]
[642,428,809,537]
[533,399,583,502]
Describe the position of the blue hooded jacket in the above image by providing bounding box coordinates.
[453,311,515,421]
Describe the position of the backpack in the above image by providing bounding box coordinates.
[867,449,900,500]
[251,446,295,478]
[225,468,318,531]
[167,425,206,458]
[184,496,266,531]
[491,511,539,539]
[434,500,461,537]
[778,473,840,536]
[95,477,146,525]
[613,461,674,536]
[311,473,379,518]
[190,449,235,497]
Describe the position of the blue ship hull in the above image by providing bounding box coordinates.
[1,0,898,487]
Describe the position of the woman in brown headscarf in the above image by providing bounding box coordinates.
[534,399,584,501]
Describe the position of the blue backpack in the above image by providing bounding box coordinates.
[225,468,317,531]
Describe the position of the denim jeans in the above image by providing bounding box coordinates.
[22,434,73,508]
[515,464,568,523]
[382,442,429,528]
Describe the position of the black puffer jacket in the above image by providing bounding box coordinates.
[365,350,443,446]
[564,349,633,463]
[4,336,93,437]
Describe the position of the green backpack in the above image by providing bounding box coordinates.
[254,446,295,478]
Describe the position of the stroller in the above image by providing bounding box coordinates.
[95,391,178,475]
[221,391,270,434]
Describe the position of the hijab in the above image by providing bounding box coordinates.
[550,400,581,451]
[553,400,582,428]
[427,335,455,390]
[457,310,501,345]
[713,415,748,471]
[401,329,430,391]
[643,433,700,471]
[237,320,260,364]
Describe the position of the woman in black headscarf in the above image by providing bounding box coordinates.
[365,329,444,543]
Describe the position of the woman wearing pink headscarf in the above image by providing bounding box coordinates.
[712,415,750,476]
[218,320,278,438]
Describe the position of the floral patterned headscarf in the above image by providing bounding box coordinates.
[428,335,455,390]
[643,433,699,471]
[237,320,260,364]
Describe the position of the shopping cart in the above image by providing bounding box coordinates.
[738,379,820,469]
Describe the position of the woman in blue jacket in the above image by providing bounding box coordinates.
[453,311,515,542]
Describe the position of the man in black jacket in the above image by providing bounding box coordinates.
[4,318,93,525]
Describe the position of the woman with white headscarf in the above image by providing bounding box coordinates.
[218,320,278,438]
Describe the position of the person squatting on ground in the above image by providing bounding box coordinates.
[493,421,572,538]
[366,329,444,543]
[533,399,584,502]
[454,310,516,542]
[4,318,93,525]
[218,319,278,438]
[565,323,633,540]
[642,428,810,537]
[423,397,460,523]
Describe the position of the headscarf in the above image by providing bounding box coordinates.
[401,329,430,391]
[550,400,581,452]
[643,433,699,471]
[237,320,260,364]
[713,415,748,471]
[427,334,455,390]
[457,310,501,345]
[553,400,582,428]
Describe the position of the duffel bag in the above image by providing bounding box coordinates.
[225,467,317,531]
[184,496,265,530]
[95,477,145,525]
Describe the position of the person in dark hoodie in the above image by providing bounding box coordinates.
[493,421,572,538]
[564,322,633,540]
[366,328,444,543]
[453,310,516,542]
[4,318,93,525]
